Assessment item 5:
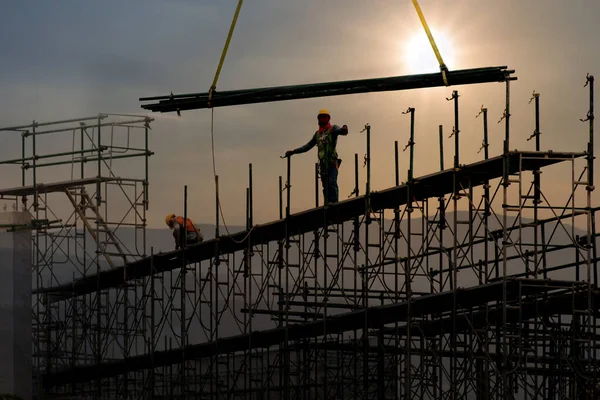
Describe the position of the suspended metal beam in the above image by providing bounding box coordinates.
[139,66,515,113]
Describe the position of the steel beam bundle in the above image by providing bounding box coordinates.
[139,66,514,112]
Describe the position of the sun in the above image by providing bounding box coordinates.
[403,29,455,74]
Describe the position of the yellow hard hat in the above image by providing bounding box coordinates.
[318,108,330,117]
[165,213,176,226]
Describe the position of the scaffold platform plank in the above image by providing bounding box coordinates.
[41,278,590,387]
[385,281,598,337]
[35,150,585,301]
[0,177,121,198]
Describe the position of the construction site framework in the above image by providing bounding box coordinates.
[2,69,599,399]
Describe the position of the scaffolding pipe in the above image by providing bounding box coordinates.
[404,107,416,180]
[439,125,444,171]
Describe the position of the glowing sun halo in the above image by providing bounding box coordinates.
[403,29,455,74]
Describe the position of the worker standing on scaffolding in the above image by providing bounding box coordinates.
[285,109,348,204]
[165,213,204,250]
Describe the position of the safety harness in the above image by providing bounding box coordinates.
[315,126,342,177]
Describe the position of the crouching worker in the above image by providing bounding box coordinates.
[165,213,204,250]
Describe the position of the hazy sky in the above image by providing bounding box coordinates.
[0,0,599,228]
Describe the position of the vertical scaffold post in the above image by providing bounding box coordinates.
[583,75,596,392]
[353,152,360,315]
[502,79,512,281]
[276,169,285,400]
[583,75,597,288]
[246,188,250,230]
[183,185,188,249]
[392,139,401,398]
[439,125,444,171]
[404,111,415,324]
[352,151,360,398]
[286,156,291,219]
[283,155,291,400]
[354,153,359,198]
[144,119,150,212]
[449,91,460,291]
[482,108,491,283]
[278,173,284,302]
[395,140,400,186]
[211,176,219,398]
[501,139,509,278]
[394,142,400,239]
[315,163,320,208]
[93,116,102,398]
[279,176,283,220]
[21,133,26,187]
[149,247,156,395]
[475,106,491,284]
[277,174,284,272]
[96,115,101,214]
[180,185,187,394]
[323,162,329,207]
[322,162,329,400]
[531,93,541,275]
[500,81,513,308]
[365,124,372,224]
[215,176,220,240]
[410,107,415,179]
[249,163,253,227]
[588,75,595,190]
[283,160,292,400]
[438,122,446,291]
[404,109,414,379]
[314,162,320,261]
[534,93,541,152]
[362,125,370,396]
[448,91,460,169]
[483,108,489,159]
[353,152,360,256]
[505,79,512,150]
[392,140,402,397]
[403,107,416,180]
[248,163,254,278]
[501,78,512,286]
[277,157,292,398]
[404,265,412,400]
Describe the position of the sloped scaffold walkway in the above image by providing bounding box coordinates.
[37,151,580,301]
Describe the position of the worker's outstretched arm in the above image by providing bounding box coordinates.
[332,124,349,137]
[286,135,316,157]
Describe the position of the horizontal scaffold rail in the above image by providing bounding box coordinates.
[42,278,593,387]
[139,66,514,112]
[35,150,584,301]
[0,177,122,198]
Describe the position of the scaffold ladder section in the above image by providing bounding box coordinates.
[64,187,128,268]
